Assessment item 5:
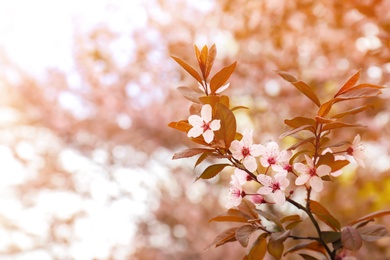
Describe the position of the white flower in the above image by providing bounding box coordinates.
[234,168,251,185]
[198,81,230,94]
[347,134,366,168]
[259,142,292,174]
[294,155,331,192]
[230,130,262,172]
[257,173,290,205]
[226,175,243,208]
[187,104,221,143]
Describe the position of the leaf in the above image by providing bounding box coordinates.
[284,241,326,256]
[309,200,341,231]
[231,106,249,111]
[205,44,216,78]
[315,116,336,124]
[281,215,301,223]
[238,199,259,220]
[287,137,315,151]
[275,71,321,107]
[256,209,283,230]
[267,231,290,260]
[171,56,203,84]
[334,87,382,102]
[335,70,361,96]
[173,148,215,160]
[215,103,237,149]
[194,152,210,168]
[168,120,192,132]
[210,61,237,94]
[196,164,231,181]
[209,209,250,223]
[299,253,320,260]
[284,117,316,128]
[349,210,390,226]
[279,125,315,139]
[341,226,362,251]
[317,99,334,117]
[357,224,389,242]
[177,86,202,103]
[322,122,363,131]
[247,234,268,260]
[331,105,372,119]
[205,227,238,250]
[321,231,341,243]
[236,225,258,247]
[285,220,303,230]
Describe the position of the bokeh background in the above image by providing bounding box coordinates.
[0,0,389,259]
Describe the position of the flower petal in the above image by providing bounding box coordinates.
[295,174,310,186]
[187,127,203,138]
[273,190,286,205]
[188,115,203,126]
[234,169,249,185]
[241,129,253,146]
[249,144,263,157]
[257,186,272,195]
[317,165,331,177]
[209,120,221,131]
[243,156,257,172]
[260,157,269,167]
[310,176,323,192]
[294,163,309,175]
[230,140,244,160]
[257,174,272,186]
[202,130,214,143]
[201,104,212,122]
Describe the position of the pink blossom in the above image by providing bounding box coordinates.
[187,104,221,143]
[257,173,290,205]
[294,155,331,192]
[226,175,244,208]
[259,142,292,174]
[230,130,262,172]
[233,168,252,185]
[347,134,366,168]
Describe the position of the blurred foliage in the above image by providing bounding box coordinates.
[0,0,389,259]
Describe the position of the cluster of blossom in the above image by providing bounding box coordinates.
[187,103,366,209]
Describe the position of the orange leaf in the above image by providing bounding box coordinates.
[171,56,203,84]
[236,225,258,247]
[309,200,341,231]
[196,164,231,181]
[168,120,192,132]
[317,99,334,117]
[209,208,251,223]
[267,231,290,260]
[334,87,382,102]
[210,61,237,94]
[247,234,268,260]
[284,241,326,256]
[335,70,361,96]
[284,116,316,128]
[331,105,372,119]
[349,210,390,226]
[172,148,215,160]
[205,227,238,250]
[322,122,363,131]
[215,103,237,149]
[279,125,315,139]
[205,44,217,78]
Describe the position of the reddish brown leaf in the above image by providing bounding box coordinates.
[177,86,202,103]
[171,56,203,84]
[194,152,209,169]
[279,125,315,139]
[299,253,321,260]
[196,164,231,181]
[247,234,268,260]
[331,105,372,119]
[322,122,363,131]
[236,225,258,247]
[341,226,362,251]
[255,209,283,230]
[267,231,290,260]
[321,231,341,243]
[210,61,237,94]
[215,103,237,149]
[284,116,316,128]
[309,200,341,231]
[349,210,390,226]
[317,99,334,117]
[284,241,326,256]
[292,81,321,107]
[335,70,361,96]
[173,148,215,160]
[335,87,382,102]
[357,224,389,242]
[281,215,301,223]
[205,44,217,78]
[287,137,315,151]
[209,208,250,223]
[275,70,298,82]
[205,227,238,250]
[315,116,336,124]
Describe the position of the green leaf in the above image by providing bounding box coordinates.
[177,86,202,103]
[173,148,215,160]
[210,61,237,94]
[335,70,361,96]
[247,234,268,260]
[321,231,341,243]
[171,56,203,84]
[309,200,341,231]
[349,210,390,226]
[196,164,231,181]
[341,226,362,251]
[236,225,258,247]
[215,103,237,149]
[357,224,389,242]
